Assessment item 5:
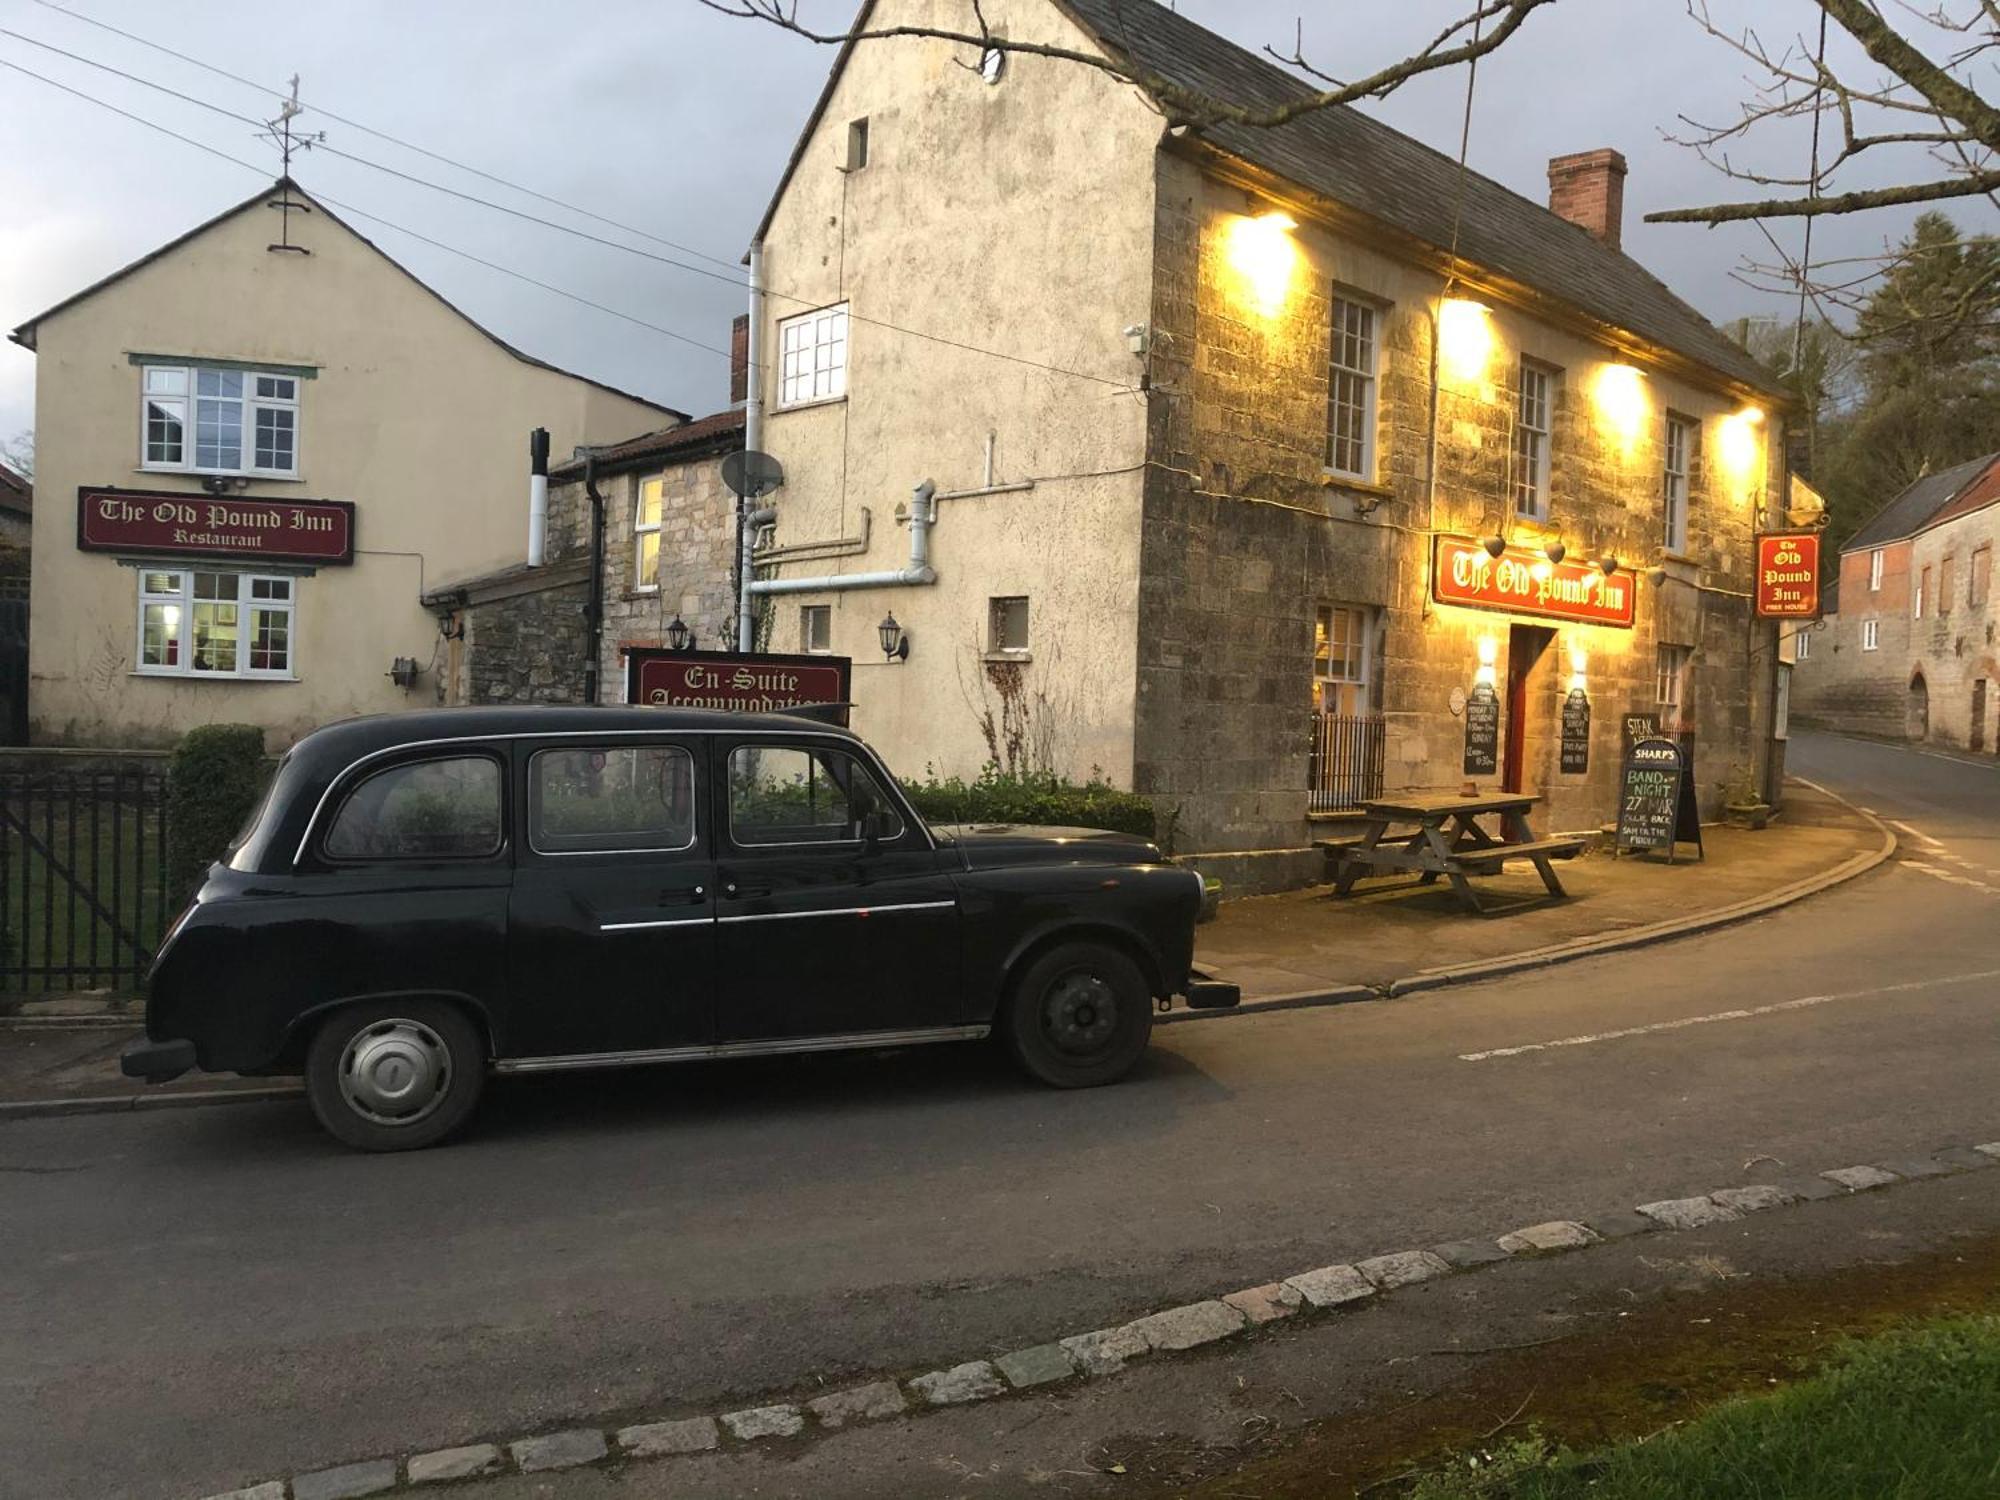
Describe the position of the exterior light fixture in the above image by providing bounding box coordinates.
[1437,297,1494,385]
[1224,210,1300,318]
[1592,362,1648,451]
[664,615,692,652]
[1543,538,1567,565]
[1738,404,1766,426]
[1483,533,1508,559]
[878,612,910,662]
[1597,554,1621,577]
[1646,565,1669,588]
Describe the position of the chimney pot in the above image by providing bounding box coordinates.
[1548,148,1628,251]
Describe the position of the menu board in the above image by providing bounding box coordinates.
[1463,682,1500,776]
[1616,735,1703,861]
[1560,689,1591,775]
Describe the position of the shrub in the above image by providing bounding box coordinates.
[167,723,271,902]
[901,765,1157,841]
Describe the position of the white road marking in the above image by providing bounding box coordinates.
[1458,967,2000,1062]
[1904,862,2000,895]
[1891,819,1945,849]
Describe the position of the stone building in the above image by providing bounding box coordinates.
[737,0,1790,886]
[1794,453,2000,745]
[0,462,31,552]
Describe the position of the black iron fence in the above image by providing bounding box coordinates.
[1309,712,1386,813]
[0,767,172,992]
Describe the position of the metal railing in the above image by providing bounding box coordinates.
[0,768,172,992]
[1308,712,1386,813]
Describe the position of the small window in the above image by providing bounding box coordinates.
[1313,603,1373,715]
[980,45,1007,84]
[1917,565,1930,620]
[324,757,502,860]
[846,117,870,171]
[1869,549,1884,591]
[728,744,903,847]
[1863,619,1881,651]
[777,304,849,408]
[1655,643,1690,716]
[1326,295,1378,479]
[1796,629,1811,661]
[1514,360,1554,520]
[1973,545,1992,607]
[530,745,695,853]
[1941,556,1956,616]
[801,603,832,654]
[989,595,1029,655]
[1663,414,1692,554]
[635,476,664,591]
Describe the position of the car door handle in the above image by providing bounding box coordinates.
[660,886,707,904]
[723,882,772,899]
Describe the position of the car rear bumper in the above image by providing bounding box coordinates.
[1183,975,1241,1009]
[121,1037,197,1083]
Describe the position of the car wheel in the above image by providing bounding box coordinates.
[1003,941,1153,1089]
[305,999,486,1152]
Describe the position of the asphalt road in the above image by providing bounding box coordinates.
[3,729,1997,1500]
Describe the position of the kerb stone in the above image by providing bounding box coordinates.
[806,1382,906,1428]
[202,1486,285,1500]
[1061,1325,1150,1376]
[1709,1185,1795,1214]
[1495,1221,1598,1255]
[908,1361,1005,1406]
[1357,1250,1452,1290]
[1125,1300,1247,1352]
[510,1430,607,1473]
[720,1405,805,1441]
[1582,1210,1660,1241]
[1635,1197,1742,1230]
[292,1460,398,1500]
[617,1417,720,1457]
[995,1344,1078,1389]
[407,1445,503,1484]
[1280,1264,1375,1309]
[1222,1283,1297,1324]
[1933,1146,2000,1172]
[1822,1165,1901,1192]
[1430,1239,1511,1270]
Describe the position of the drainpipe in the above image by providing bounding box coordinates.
[583,452,606,704]
[738,241,768,650]
[748,480,937,599]
[527,427,550,567]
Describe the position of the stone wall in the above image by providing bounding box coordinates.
[1792,542,1917,738]
[459,569,590,706]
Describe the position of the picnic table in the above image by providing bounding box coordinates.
[1331,791,1584,914]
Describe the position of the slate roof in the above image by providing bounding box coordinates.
[1057,0,1783,398]
[0,463,28,518]
[552,408,745,479]
[1844,452,2000,552]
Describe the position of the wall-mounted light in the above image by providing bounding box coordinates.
[1717,407,1764,493]
[1223,210,1300,319]
[1646,565,1669,588]
[1437,297,1493,386]
[664,615,693,652]
[1592,362,1648,453]
[878,612,910,662]
[1568,641,1589,692]
[1483,532,1508,559]
[1597,554,1621,577]
[1543,537,1567,565]
[1475,632,1499,690]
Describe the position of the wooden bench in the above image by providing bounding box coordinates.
[1455,836,1586,874]
[1332,793,1579,914]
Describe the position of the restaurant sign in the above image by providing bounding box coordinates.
[77,486,355,565]
[625,648,851,719]
[1754,531,1822,619]
[1432,536,1636,628]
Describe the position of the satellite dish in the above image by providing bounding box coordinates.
[722,449,785,500]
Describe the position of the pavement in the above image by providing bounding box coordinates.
[1,729,1996,1500]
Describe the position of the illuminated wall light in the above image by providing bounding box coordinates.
[1224,211,1300,319]
[1592,362,1648,453]
[1568,641,1588,692]
[1437,297,1493,386]
[1717,408,1763,495]
[1474,632,1499,689]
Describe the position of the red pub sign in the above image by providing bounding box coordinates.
[1754,532,1822,618]
[625,648,851,717]
[1432,536,1636,628]
[77,486,355,565]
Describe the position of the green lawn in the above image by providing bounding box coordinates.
[0,801,171,990]
[1408,1312,2000,1499]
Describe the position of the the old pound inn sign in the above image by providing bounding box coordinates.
[1432,536,1637,628]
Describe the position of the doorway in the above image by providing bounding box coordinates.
[1908,670,1930,741]
[1503,624,1555,793]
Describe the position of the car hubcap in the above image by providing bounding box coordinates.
[338,1019,450,1127]
[1043,971,1118,1055]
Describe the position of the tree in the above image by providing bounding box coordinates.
[0,430,30,480]
[1724,314,1860,478]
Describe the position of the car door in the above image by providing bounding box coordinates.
[503,736,716,1061]
[712,736,962,1042]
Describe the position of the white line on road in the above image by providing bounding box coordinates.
[1458,967,2000,1062]
[1891,819,1945,850]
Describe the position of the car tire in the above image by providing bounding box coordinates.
[305,999,486,1152]
[1003,941,1153,1089]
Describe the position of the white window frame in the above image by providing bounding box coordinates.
[1514,359,1554,520]
[1863,618,1881,651]
[776,303,849,409]
[1325,294,1379,481]
[800,603,832,654]
[988,595,1030,657]
[1663,413,1692,554]
[139,362,301,479]
[1313,603,1375,715]
[1655,642,1690,720]
[634,475,664,593]
[135,567,297,680]
[1916,566,1928,620]
[1795,629,1810,661]
[1869,549,1884,591]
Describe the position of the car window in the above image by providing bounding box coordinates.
[530,745,696,853]
[323,756,503,860]
[727,744,903,847]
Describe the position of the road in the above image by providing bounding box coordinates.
[3,729,1998,1500]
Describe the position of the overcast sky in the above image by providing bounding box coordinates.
[2,0,1990,449]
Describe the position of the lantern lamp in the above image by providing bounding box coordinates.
[878,612,910,662]
[664,615,692,652]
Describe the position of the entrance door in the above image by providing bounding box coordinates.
[1503,625,1555,794]
[1975,680,1988,753]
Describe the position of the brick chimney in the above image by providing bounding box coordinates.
[1547,148,1628,251]
[730,313,750,406]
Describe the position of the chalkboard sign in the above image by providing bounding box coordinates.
[1623,711,1659,748]
[1616,735,1705,861]
[1560,689,1590,775]
[1463,682,1499,776]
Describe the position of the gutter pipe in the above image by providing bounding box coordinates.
[738,242,768,650]
[747,480,937,600]
[583,451,606,704]
[527,426,550,567]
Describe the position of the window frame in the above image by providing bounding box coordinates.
[1973,545,1992,608]
[1869,549,1885,591]
[526,743,699,857]
[776,303,850,410]
[1863,619,1881,651]
[138,361,301,479]
[800,603,832,654]
[134,567,297,681]
[987,595,1030,657]
[1917,565,1930,620]
[1655,642,1691,715]
[1513,358,1555,520]
[723,741,906,850]
[1795,628,1810,661]
[1324,293,1380,482]
[1941,555,1956,616]
[1663,413,1692,554]
[633,475,664,593]
[320,753,507,865]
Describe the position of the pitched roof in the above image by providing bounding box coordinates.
[0,463,29,518]
[1844,452,2000,552]
[1054,0,1783,398]
[8,178,685,420]
[552,407,746,479]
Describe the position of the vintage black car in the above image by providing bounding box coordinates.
[123,707,1235,1150]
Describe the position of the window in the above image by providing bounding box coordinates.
[324,757,502,860]
[988,595,1029,655]
[634,476,664,591]
[1663,414,1692,554]
[136,569,293,678]
[846,117,870,170]
[530,745,695,854]
[1655,643,1690,724]
[1863,619,1881,651]
[1941,555,1956,615]
[778,304,849,407]
[727,744,903,846]
[1917,565,1930,620]
[1513,360,1553,519]
[800,604,832,654]
[141,363,299,477]
[1974,546,1992,607]
[1313,603,1373,715]
[1796,629,1810,661]
[1869,549,1885,591]
[1325,295,1377,479]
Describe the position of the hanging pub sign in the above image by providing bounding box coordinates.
[1560,688,1591,775]
[1432,536,1636,628]
[1754,532,1822,618]
[1463,681,1500,776]
[76,486,355,565]
[1615,734,1704,862]
[624,647,851,721]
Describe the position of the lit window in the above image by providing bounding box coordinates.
[1655,643,1690,722]
[1326,296,1377,479]
[801,604,832,653]
[1863,619,1880,651]
[777,304,849,407]
[1313,603,1373,715]
[136,569,294,679]
[1514,360,1554,520]
[1869,549,1884,591]
[1663,414,1692,554]
[988,595,1029,655]
[142,362,300,477]
[1795,630,1810,661]
[634,476,664,591]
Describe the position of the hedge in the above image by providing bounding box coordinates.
[166,723,272,902]
[900,767,1157,841]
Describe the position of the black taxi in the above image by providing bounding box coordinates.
[122,707,1234,1150]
